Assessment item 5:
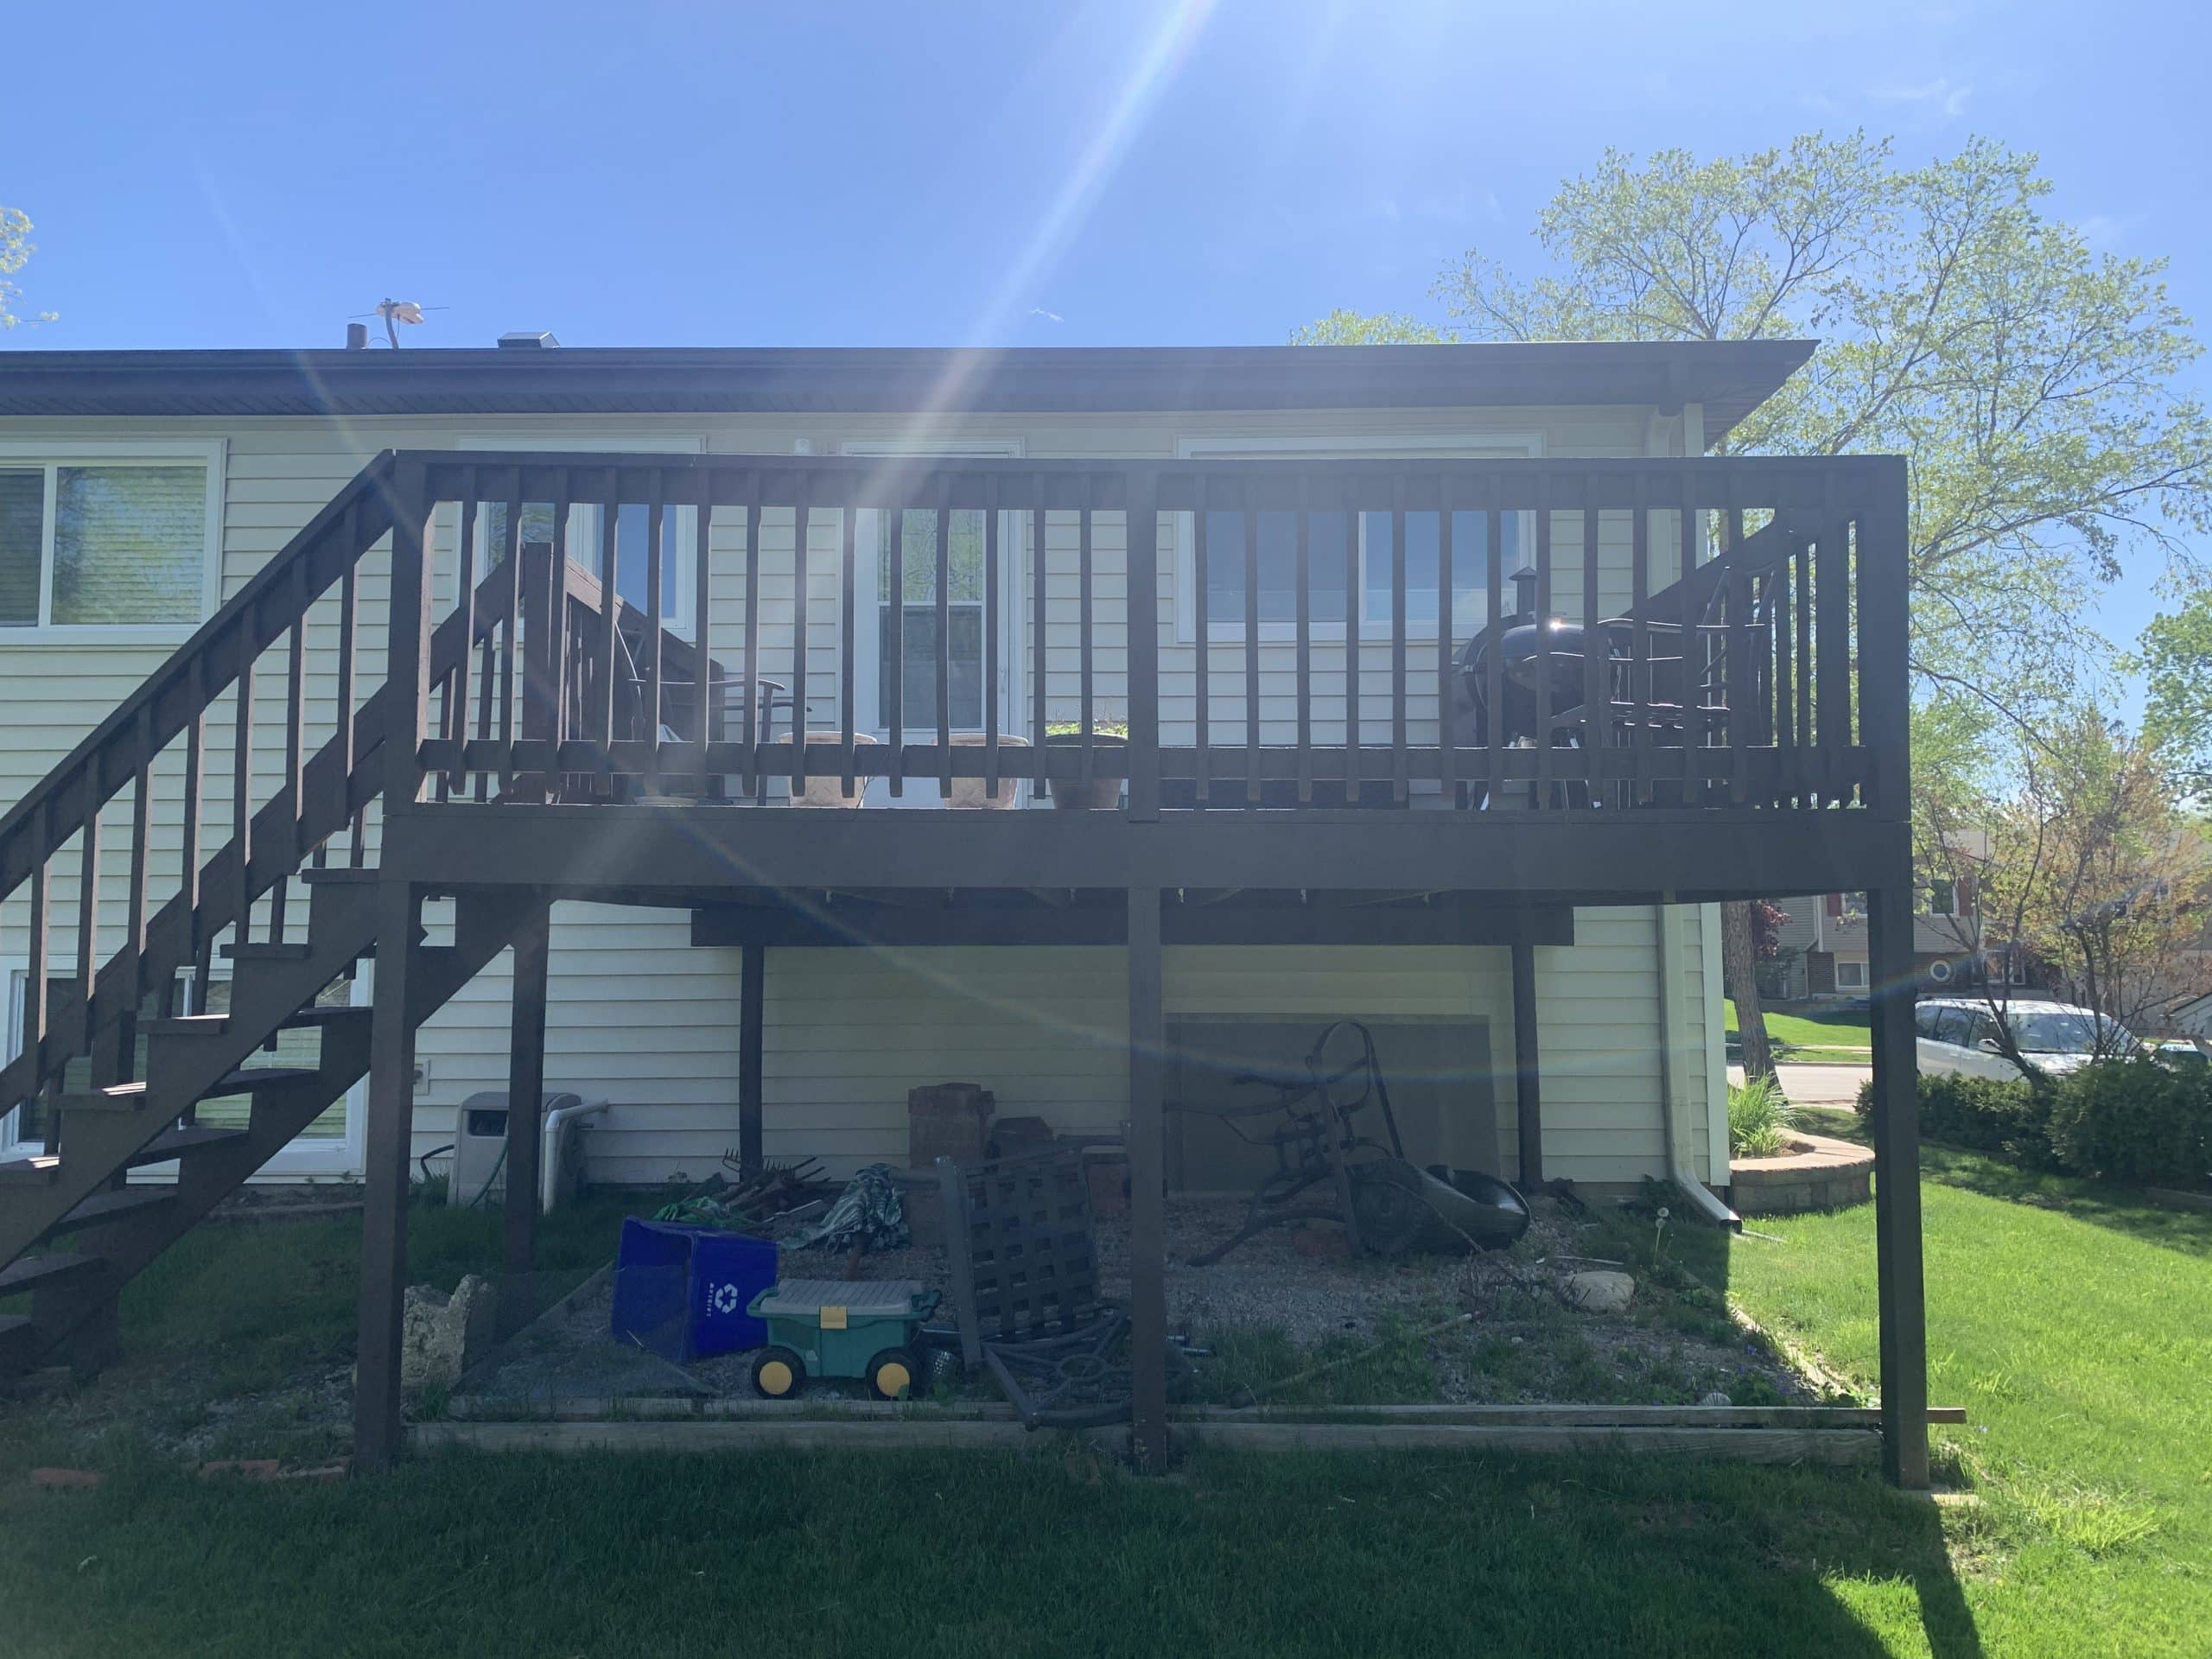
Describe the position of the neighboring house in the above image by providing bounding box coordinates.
[0,337,1930,1483]
[1770,834,2020,998]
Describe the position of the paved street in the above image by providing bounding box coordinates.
[1727,1063,1872,1107]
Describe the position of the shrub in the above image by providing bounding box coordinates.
[1727,1074,1794,1158]
[2046,1060,2212,1187]
[1855,1071,2058,1168]
[1857,1062,2212,1186]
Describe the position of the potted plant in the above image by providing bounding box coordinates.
[1041,721,1128,810]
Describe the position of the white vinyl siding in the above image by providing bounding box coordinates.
[0,404,1717,1188]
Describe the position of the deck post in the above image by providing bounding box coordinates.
[1126,882,1169,1471]
[1510,940,1544,1189]
[354,875,423,1474]
[739,939,765,1178]
[499,893,551,1339]
[1867,880,1929,1488]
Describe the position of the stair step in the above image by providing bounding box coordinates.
[57,1082,151,1114]
[127,1125,249,1167]
[301,867,379,887]
[207,1066,323,1096]
[0,1157,62,1187]
[280,1005,371,1031]
[142,1014,230,1038]
[222,942,314,963]
[0,1253,100,1296]
[48,1187,175,1236]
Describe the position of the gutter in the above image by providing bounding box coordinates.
[1656,902,1740,1230]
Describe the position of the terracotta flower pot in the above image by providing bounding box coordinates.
[944,734,1029,810]
[792,732,877,807]
[1042,732,1127,810]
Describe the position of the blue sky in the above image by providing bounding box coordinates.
[5,0,2204,704]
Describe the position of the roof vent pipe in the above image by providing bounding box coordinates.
[345,322,369,350]
[499,331,560,349]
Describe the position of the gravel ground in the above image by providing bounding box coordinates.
[454,1192,1808,1409]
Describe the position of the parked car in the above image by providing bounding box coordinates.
[1915,996,2139,1081]
[2147,1037,2209,1071]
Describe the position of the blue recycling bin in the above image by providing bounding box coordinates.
[610,1217,779,1362]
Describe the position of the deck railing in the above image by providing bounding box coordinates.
[385,450,1910,822]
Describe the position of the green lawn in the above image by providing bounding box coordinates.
[1726,1002,1873,1049]
[2,1157,2206,1656]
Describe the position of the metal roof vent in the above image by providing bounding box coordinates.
[498,331,560,349]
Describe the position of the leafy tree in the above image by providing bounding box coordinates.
[0,207,56,329]
[2135,594,2212,799]
[1303,135,2212,1066]
[1923,711,2210,1082]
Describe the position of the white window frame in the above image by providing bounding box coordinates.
[1834,958,1869,991]
[1170,430,1543,645]
[1,959,365,1177]
[841,437,1026,743]
[0,440,226,645]
[455,435,706,639]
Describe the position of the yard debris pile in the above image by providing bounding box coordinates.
[650,1158,827,1231]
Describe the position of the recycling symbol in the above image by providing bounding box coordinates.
[709,1282,742,1315]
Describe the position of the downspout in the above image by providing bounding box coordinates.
[1657,899,1739,1229]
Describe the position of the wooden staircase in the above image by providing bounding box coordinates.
[0,454,538,1378]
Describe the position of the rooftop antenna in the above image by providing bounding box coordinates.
[346,298,448,348]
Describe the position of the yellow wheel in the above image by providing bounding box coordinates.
[868,1346,921,1402]
[751,1345,805,1399]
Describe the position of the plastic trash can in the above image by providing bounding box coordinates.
[609,1217,778,1362]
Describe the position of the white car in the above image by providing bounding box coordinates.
[1915,996,2139,1082]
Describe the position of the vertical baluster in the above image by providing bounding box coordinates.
[1124,468,1161,821]
[1772,506,1794,787]
[76,775,101,1056]
[335,523,360,833]
[1533,479,1553,809]
[23,800,49,1101]
[1681,473,1702,804]
[1343,482,1361,806]
[496,480,521,802]
[1031,496,1047,791]
[937,479,952,800]
[1391,478,1408,805]
[1243,478,1261,810]
[1294,478,1313,806]
[473,591,496,806]
[597,472,621,778]
[1630,475,1651,807]
[1436,481,1454,807]
[644,474,664,797]
[982,474,1001,800]
[1485,486,1504,809]
[270,563,307,942]
[1796,518,1813,802]
[548,479,573,793]
[1079,474,1096,795]
[790,478,810,798]
[839,491,857,801]
[233,629,255,933]
[1814,505,1852,810]
[125,706,152,1023]
[695,483,714,792]
[1726,494,1750,805]
[1192,481,1210,807]
[174,664,205,1016]
[1583,493,1603,810]
[449,472,479,796]
[882,489,900,798]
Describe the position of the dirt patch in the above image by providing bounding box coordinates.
[454,1194,1812,1413]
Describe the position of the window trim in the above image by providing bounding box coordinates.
[840,436,1026,741]
[1169,430,1544,645]
[0,440,226,644]
[1834,957,1869,991]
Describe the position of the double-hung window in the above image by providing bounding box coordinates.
[1171,433,1541,644]
[0,443,223,637]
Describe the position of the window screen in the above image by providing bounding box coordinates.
[50,466,206,625]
